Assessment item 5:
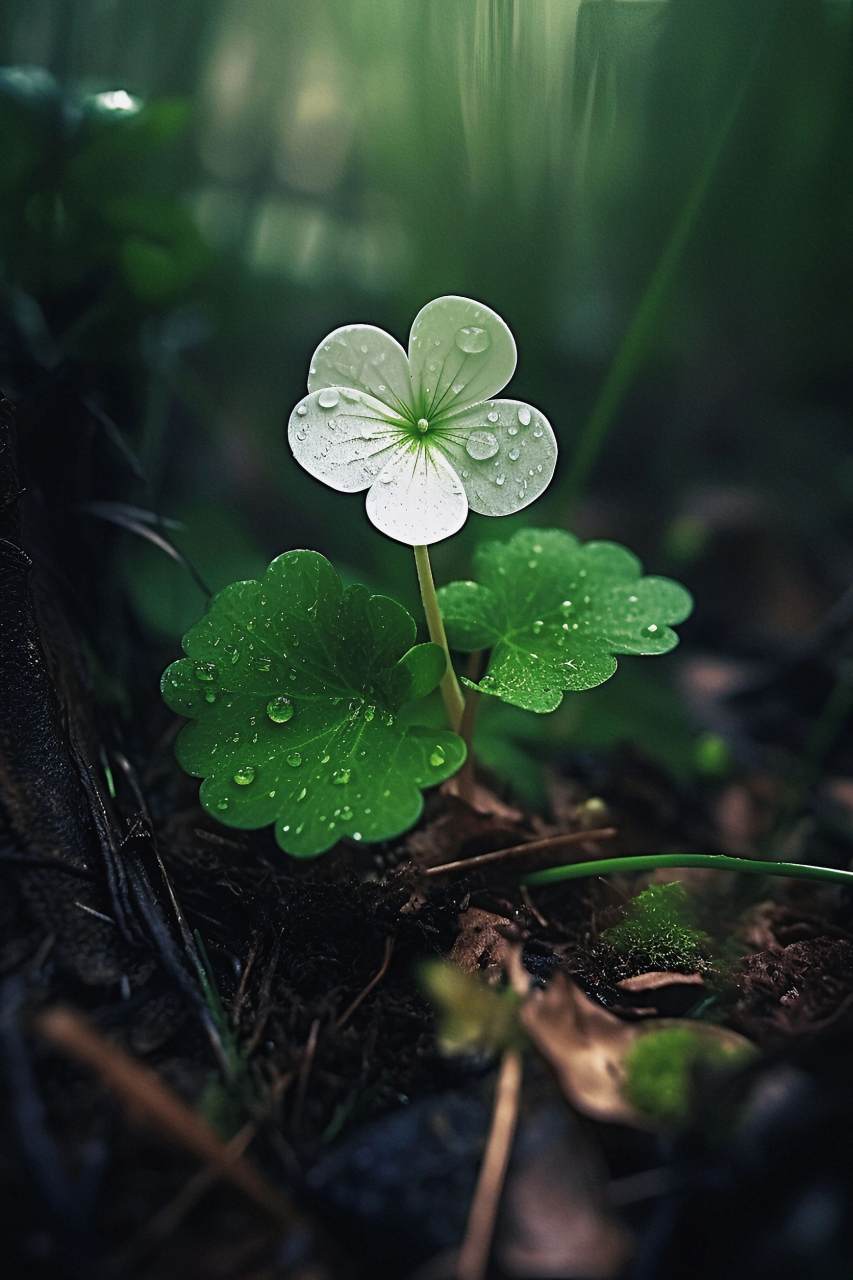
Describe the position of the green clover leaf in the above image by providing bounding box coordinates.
[288,296,557,545]
[438,529,693,713]
[161,551,465,857]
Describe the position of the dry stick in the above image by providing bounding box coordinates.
[37,1007,297,1230]
[457,1048,523,1280]
[424,827,618,877]
[336,935,395,1031]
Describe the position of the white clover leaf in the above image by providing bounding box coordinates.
[288,296,557,545]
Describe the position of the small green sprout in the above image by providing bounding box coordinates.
[162,296,694,857]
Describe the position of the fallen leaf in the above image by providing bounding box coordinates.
[511,960,753,1130]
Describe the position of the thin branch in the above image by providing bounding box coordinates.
[424,827,618,877]
[336,936,395,1030]
[37,1008,297,1230]
[457,1048,523,1280]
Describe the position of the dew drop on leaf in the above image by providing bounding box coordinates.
[296,404,308,416]
[495,475,505,486]
[487,411,498,423]
[194,662,218,683]
[217,798,229,811]
[455,326,490,354]
[466,431,499,460]
[318,389,340,409]
[507,425,518,436]
[286,750,302,767]
[508,448,520,460]
[517,406,531,426]
[642,624,659,637]
[267,696,293,723]
[332,768,351,786]
[205,692,216,703]
[234,766,255,785]
[430,746,446,767]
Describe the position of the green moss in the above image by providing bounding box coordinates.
[602,881,707,969]
[622,1025,755,1126]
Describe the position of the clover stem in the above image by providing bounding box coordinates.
[413,544,465,734]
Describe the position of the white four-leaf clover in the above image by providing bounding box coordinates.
[287,296,558,545]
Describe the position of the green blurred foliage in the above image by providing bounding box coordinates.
[2,0,852,799]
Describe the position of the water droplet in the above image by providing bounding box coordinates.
[332,768,351,786]
[507,425,518,437]
[487,410,498,423]
[508,447,520,461]
[532,620,544,634]
[267,696,293,723]
[233,766,255,786]
[495,474,505,486]
[533,426,544,438]
[461,469,469,478]
[296,404,308,416]
[561,600,572,610]
[353,831,362,841]
[416,418,429,433]
[360,343,368,353]
[429,746,446,767]
[364,706,375,722]
[321,754,330,764]
[642,624,659,637]
[318,389,339,409]
[455,326,490,354]
[340,805,353,821]
[465,431,499,461]
[252,656,271,673]
[205,691,216,703]
[295,429,307,441]
[297,787,307,802]
[216,798,229,812]
[517,406,531,426]
[194,662,218,683]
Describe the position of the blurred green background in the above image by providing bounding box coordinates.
[2,0,852,801]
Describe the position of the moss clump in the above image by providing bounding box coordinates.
[602,881,707,970]
[622,1025,755,1126]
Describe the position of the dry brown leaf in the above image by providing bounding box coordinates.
[614,972,705,994]
[511,960,753,1130]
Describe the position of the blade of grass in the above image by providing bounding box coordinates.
[563,2,780,508]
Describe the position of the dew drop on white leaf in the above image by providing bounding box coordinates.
[518,406,532,426]
[455,326,490,354]
[465,431,500,460]
[318,389,340,409]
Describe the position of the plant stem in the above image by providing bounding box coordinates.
[522,852,853,890]
[457,1048,523,1280]
[413,544,465,733]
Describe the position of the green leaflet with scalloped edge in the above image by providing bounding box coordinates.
[161,550,465,857]
[437,528,693,713]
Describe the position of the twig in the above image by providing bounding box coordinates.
[424,827,618,877]
[37,1007,298,1230]
[292,1018,321,1133]
[336,936,395,1030]
[457,1048,523,1280]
